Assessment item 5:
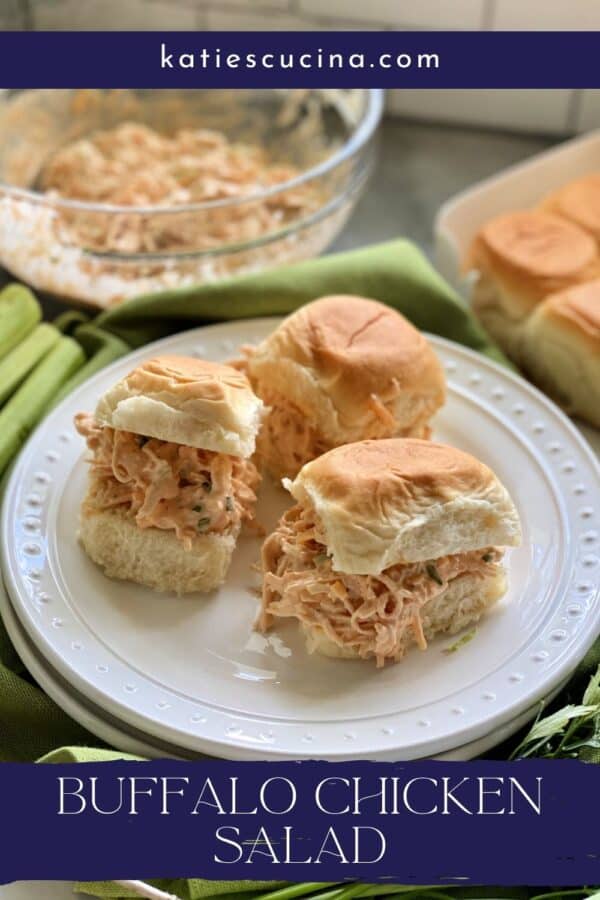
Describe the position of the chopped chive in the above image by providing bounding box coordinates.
[225,495,234,512]
[482,552,493,562]
[426,563,443,585]
[443,628,477,654]
[197,517,211,530]
[193,504,204,513]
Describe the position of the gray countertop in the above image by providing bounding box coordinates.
[332,116,554,259]
[35,117,555,319]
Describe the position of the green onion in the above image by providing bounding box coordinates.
[197,517,211,530]
[193,505,204,513]
[225,495,234,512]
[425,563,443,585]
[481,552,493,563]
[443,628,477,654]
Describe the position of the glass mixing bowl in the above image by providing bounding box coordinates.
[0,89,383,308]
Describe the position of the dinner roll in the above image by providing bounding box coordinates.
[468,210,600,359]
[521,280,600,428]
[246,295,446,480]
[95,355,263,458]
[543,173,600,244]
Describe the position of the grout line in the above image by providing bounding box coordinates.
[481,0,496,30]
[18,0,33,29]
[195,5,208,30]
[566,89,584,134]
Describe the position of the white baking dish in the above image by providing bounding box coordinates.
[434,128,600,294]
[434,128,600,453]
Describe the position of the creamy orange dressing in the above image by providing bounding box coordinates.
[260,504,502,666]
[75,413,259,550]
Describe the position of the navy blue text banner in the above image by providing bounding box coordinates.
[1,31,600,87]
[0,759,599,884]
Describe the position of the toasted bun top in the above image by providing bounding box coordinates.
[286,438,521,574]
[469,210,599,304]
[544,173,600,239]
[247,295,446,442]
[95,355,264,457]
[531,279,600,348]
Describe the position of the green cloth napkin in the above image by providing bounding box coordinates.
[93,239,509,367]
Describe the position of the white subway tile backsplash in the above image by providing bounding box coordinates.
[1,0,24,29]
[386,89,572,134]
[199,0,292,9]
[492,0,600,30]
[575,91,600,133]
[20,0,594,138]
[205,7,314,30]
[33,0,198,30]
[297,0,485,29]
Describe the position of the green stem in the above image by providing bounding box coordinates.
[529,890,596,900]
[255,885,337,900]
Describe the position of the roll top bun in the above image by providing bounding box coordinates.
[470,210,600,312]
[246,295,446,446]
[543,173,600,242]
[95,355,264,458]
[286,438,522,575]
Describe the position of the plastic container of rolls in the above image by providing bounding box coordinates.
[434,129,600,450]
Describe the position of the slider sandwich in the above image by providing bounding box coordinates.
[521,280,600,428]
[468,210,599,360]
[242,294,446,481]
[75,356,263,593]
[260,439,521,667]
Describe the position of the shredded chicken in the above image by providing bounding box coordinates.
[256,388,430,478]
[260,505,503,666]
[75,413,260,550]
[233,347,431,478]
[39,122,318,255]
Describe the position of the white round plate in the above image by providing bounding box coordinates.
[2,321,599,760]
[0,571,564,762]
[0,574,187,760]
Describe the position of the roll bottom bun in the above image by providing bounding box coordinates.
[79,505,236,594]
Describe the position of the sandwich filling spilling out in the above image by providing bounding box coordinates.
[260,504,503,667]
[75,413,260,550]
[249,383,431,478]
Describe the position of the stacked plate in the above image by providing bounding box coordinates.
[1,321,599,761]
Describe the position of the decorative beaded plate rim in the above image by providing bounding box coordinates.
[0,571,567,762]
[1,320,599,760]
